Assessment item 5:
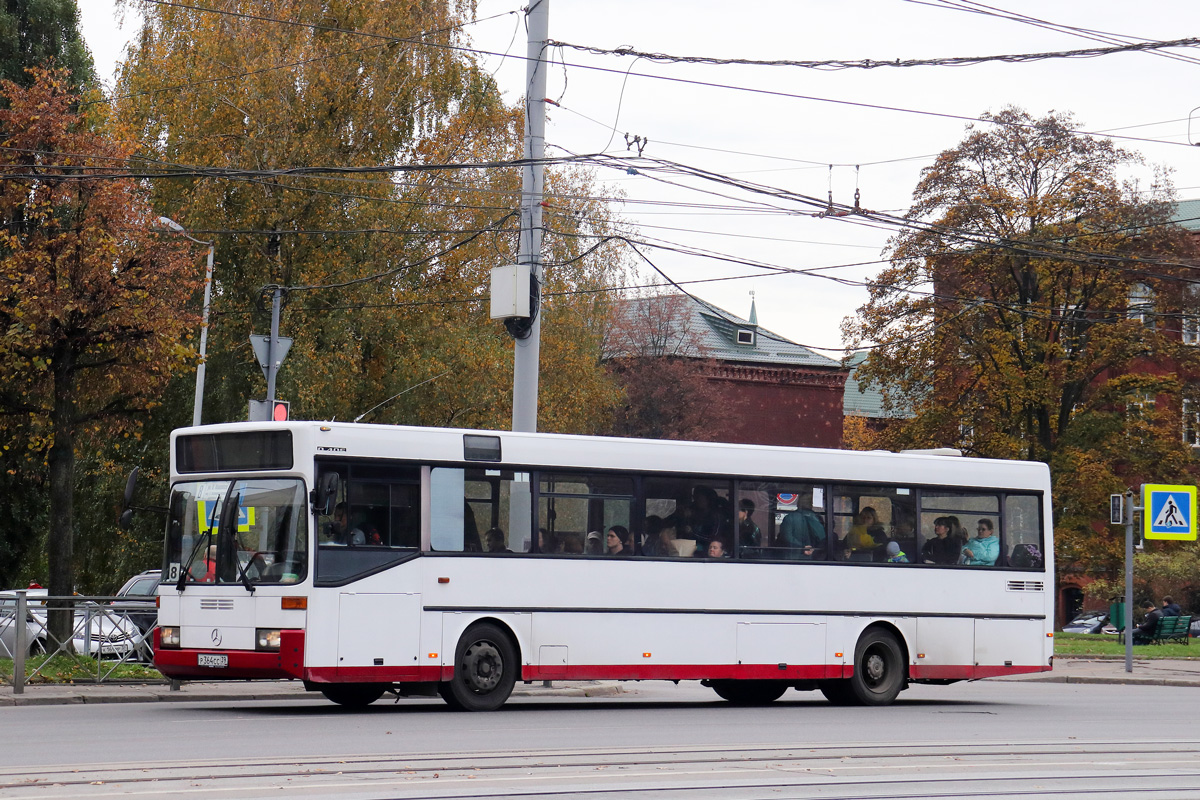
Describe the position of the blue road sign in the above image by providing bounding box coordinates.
[1143,484,1198,540]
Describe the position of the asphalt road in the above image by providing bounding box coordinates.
[3,680,1200,799]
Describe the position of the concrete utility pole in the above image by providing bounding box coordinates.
[1124,488,1136,673]
[511,0,548,433]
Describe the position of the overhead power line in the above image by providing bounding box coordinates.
[547,36,1200,71]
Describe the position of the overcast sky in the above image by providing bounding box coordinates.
[80,1,1200,353]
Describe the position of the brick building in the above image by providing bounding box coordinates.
[607,294,848,448]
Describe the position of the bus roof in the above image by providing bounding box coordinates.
[171,421,1050,492]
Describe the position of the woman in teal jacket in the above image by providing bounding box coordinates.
[961,518,999,565]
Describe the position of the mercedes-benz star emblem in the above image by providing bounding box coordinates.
[210,628,222,646]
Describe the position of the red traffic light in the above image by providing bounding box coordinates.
[272,401,289,421]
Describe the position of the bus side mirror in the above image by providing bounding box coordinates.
[314,472,339,516]
[123,467,140,508]
[118,467,140,529]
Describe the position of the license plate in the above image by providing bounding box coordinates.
[198,653,228,668]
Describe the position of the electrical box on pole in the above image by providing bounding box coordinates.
[490,265,531,319]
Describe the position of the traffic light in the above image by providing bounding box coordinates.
[248,399,290,421]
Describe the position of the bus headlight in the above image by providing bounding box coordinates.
[160,626,180,648]
[256,629,281,651]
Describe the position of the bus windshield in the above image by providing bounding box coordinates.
[165,478,308,586]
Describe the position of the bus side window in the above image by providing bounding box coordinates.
[1005,494,1043,569]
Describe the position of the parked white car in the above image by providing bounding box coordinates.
[0,589,141,659]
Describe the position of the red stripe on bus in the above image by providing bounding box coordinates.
[153,630,306,681]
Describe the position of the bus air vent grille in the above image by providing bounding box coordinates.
[1006,581,1044,592]
[200,598,236,610]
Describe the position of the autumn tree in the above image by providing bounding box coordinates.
[604,293,738,441]
[843,107,1200,580]
[115,0,623,435]
[0,69,199,618]
[0,0,95,589]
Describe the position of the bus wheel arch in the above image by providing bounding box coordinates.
[821,622,908,706]
[439,619,520,711]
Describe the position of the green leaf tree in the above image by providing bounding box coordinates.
[0,0,93,92]
[115,0,623,435]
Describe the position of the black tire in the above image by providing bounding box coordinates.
[27,637,47,658]
[709,679,788,705]
[439,622,517,711]
[320,684,386,708]
[818,680,856,705]
[847,628,906,706]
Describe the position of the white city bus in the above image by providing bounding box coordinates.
[151,421,1053,709]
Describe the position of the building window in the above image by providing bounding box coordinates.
[1185,399,1200,446]
[1184,317,1199,345]
[1127,283,1155,329]
[736,329,754,345]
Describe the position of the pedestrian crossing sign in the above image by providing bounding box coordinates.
[1142,484,1198,540]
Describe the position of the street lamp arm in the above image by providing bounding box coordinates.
[156,216,212,246]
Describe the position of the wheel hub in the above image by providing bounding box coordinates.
[864,652,886,683]
[462,641,502,693]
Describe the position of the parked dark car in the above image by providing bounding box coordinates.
[1062,611,1110,634]
[114,570,160,635]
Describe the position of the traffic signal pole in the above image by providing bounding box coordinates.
[511,0,548,434]
[266,287,283,405]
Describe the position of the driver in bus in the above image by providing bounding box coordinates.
[329,503,366,546]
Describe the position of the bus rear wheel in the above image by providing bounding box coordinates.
[320,683,386,708]
[439,622,517,712]
[709,679,788,705]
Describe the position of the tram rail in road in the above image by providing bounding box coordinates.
[5,740,1200,799]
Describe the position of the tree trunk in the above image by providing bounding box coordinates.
[46,344,76,650]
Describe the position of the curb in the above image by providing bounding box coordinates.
[0,681,626,707]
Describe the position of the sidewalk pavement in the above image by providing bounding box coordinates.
[3,658,1199,706]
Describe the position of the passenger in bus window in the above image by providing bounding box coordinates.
[707,539,730,558]
[961,518,999,565]
[485,527,512,553]
[921,517,962,565]
[689,486,722,548]
[585,531,603,555]
[202,545,218,582]
[778,497,823,559]
[538,528,560,554]
[645,517,680,557]
[606,525,632,556]
[885,541,908,563]
[560,534,583,554]
[737,499,761,547]
[846,507,880,554]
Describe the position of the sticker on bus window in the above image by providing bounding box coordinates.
[196,501,255,533]
[776,493,798,510]
[167,562,181,582]
[813,487,824,509]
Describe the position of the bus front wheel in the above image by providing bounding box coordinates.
[439,622,517,712]
[709,679,788,705]
[825,628,907,706]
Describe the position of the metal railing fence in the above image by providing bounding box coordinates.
[1,590,163,694]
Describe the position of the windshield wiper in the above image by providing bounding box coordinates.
[176,497,220,592]
[223,487,256,594]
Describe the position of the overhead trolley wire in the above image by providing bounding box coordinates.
[547,36,1200,71]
